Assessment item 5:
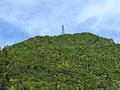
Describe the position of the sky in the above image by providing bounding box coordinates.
[0,0,120,47]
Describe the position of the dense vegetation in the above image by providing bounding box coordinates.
[0,32,120,90]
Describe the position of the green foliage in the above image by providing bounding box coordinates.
[0,32,120,90]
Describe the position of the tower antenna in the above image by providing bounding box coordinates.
[62,25,65,35]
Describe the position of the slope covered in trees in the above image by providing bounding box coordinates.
[0,32,120,90]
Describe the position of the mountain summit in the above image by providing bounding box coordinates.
[0,32,120,90]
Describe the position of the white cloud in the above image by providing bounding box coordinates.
[1,0,120,46]
[0,0,84,36]
[77,0,120,33]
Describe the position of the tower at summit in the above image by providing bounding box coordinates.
[61,25,65,35]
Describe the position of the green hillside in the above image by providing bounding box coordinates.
[0,32,120,90]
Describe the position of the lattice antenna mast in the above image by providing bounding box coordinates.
[62,25,65,35]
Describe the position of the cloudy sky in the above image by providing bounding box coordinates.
[0,0,120,47]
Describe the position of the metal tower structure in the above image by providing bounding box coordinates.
[62,25,65,35]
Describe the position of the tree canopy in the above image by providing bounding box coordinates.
[0,32,120,90]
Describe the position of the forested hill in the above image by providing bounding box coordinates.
[0,32,120,90]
